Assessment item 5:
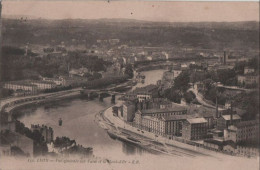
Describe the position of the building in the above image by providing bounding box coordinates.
[182,118,208,140]
[204,139,224,151]
[244,67,255,74]
[161,71,174,89]
[42,77,66,86]
[134,84,158,102]
[194,82,205,92]
[161,68,182,89]
[137,105,187,118]
[140,116,162,134]
[196,112,214,129]
[109,39,120,45]
[222,140,237,153]
[136,114,196,137]
[237,75,258,86]
[224,101,232,109]
[138,98,172,110]
[217,114,241,131]
[31,124,54,143]
[160,115,196,137]
[219,51,250,64]
[0,130,34,157]
[31,81,56,90]
[69,67,89,77]
[188,106,215,129]
[122,102,136,122]
[224,120,259,143]
[236,145,259,157]
[181,64,188,70]
[134,105,187,131]
[173,68,182,78]
[3,81,38,95]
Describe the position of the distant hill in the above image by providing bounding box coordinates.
[2,18,259,50]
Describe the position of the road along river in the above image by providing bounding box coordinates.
[16,69,259,170]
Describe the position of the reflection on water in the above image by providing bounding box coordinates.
[17,70,166,158]
[133,69,166,89]
[122,142,145,155]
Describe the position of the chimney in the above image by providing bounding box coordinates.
[0,1,2,82]
[230,102,233,125]
[215,97,218,118]
[224,51,226,65]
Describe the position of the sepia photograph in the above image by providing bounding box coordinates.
[0,0,259,170]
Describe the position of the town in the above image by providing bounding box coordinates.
[0,1,259,163]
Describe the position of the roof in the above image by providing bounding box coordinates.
[32,81,56,85]
[161,114,195,121]
[195,112,214,118]
[143,116,159,121]
[5,81,37,87]
[134,84,158,93]
[188,105,215,117]
[222,114,241,121]
[223,140,237,149]
[186,118,207,124]
[141,105,187,115]
[0,131,32,145]
[204,139,224,146]
[233,120,259,128]
[244,67,254,70]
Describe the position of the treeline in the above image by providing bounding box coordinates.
[43,85,73,93]
[163,71,191,103]
[3,19,259,50]
[82,75,129,89]
[0,46,111,81]
[190,57,259,87]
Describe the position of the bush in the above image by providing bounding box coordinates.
[184,91,196,103]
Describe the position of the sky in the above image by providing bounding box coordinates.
[1,0,259,22]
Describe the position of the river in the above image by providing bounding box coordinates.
[17,69,167,159]
[16,69,259,170]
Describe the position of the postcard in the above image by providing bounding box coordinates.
[0,1,259,170]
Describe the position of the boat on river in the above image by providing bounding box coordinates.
[59,118,63,126]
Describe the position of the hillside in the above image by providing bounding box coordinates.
[2,19,259,50]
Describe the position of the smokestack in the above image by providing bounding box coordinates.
[216,97,218,118]
[224,51,226,65]
[230,102,233,125]
[0,1,2,82]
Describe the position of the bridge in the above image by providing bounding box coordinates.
[0,87,126,122]
[80,89,125,102]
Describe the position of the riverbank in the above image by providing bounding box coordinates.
[97,105,214,158]
[99,103,259,160]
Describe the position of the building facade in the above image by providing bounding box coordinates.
[237,75,258,86]
[182,118,208,140]
[122,103,136,122]
[4,82,38,95]
[31,81,56,90]
[244,67,255,74]
[137,105,187,119]
[224,120,259,143]
[31,124,54,143]
[217,114,241,131]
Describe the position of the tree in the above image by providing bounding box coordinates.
[217,69,236,85]
[92,72,102,80]
[184,91,196,103]
[124,64,134,78]
[173,71,190,94]
[164,88,182,103]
